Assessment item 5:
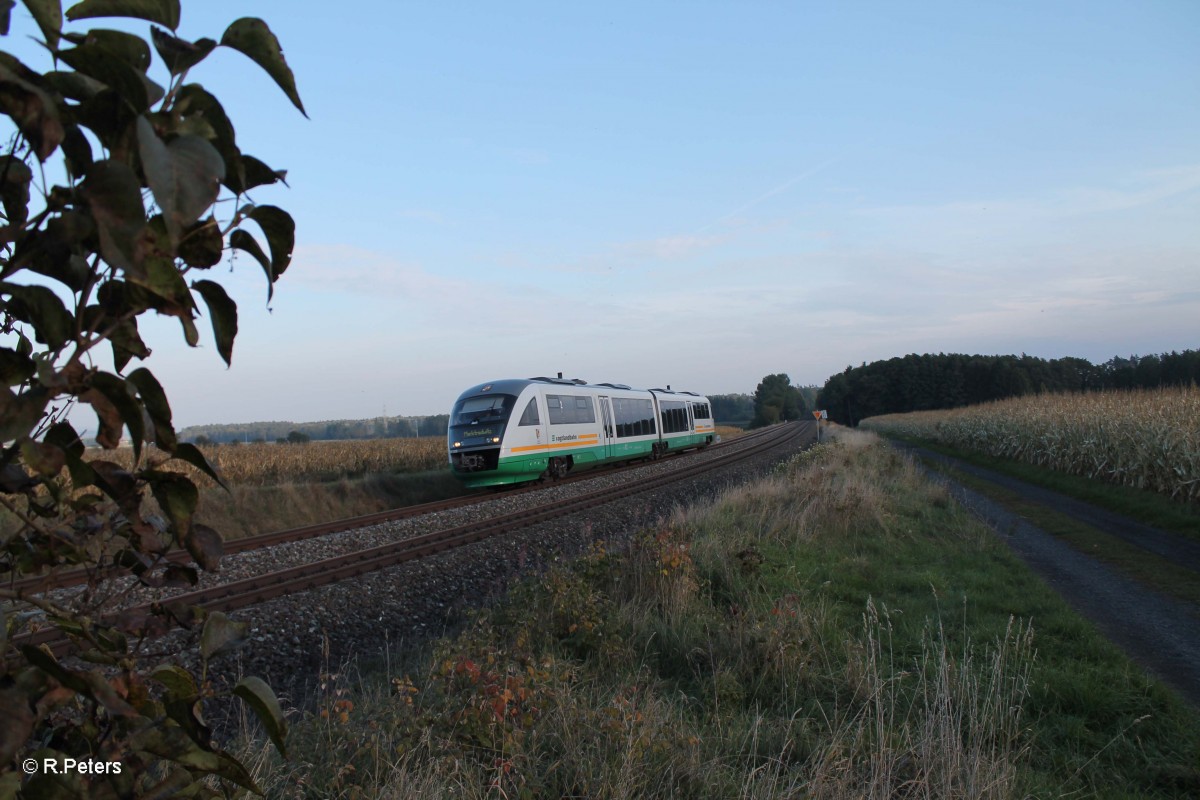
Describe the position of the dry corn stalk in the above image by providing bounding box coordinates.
[87,437,448,488]
[860,387,1200,504]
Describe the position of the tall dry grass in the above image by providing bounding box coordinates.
[860,387,1200,504]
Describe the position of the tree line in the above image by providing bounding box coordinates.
[181,415,451,444]
[817,349,1200,426]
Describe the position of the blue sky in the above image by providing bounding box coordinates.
[6,1,1199,428]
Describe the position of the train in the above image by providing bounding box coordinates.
[448,375,716,488]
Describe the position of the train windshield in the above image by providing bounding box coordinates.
[451,394,517,426]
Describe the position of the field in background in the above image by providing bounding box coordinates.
[859,386,1200,505]
[95,427,745,489]
[91,437,449,488]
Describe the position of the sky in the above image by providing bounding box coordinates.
[4,1,1199,428]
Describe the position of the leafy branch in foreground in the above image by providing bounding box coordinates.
[1,0,304,795]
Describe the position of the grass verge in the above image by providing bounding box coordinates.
[239,429,1200,798]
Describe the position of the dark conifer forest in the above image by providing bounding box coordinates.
[817,350,1200,426]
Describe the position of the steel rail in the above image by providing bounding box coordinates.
[7,425,777,595]
[175,423,807,612]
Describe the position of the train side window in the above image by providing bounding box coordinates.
[519,398,540,426]
[547,395,568,425]
[575,396,596,424]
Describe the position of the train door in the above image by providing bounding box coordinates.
[598,396,614,459]
[687,403,695,432]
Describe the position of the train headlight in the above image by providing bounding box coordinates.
[453,442,462,448]
[492,437,501,443]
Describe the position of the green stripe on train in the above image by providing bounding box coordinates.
[456,433,713,488]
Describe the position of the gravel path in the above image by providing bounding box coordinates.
[895,442,1200,708]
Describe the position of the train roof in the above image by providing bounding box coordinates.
[454,378,708,400]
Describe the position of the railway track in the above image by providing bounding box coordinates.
[6,423,783,596]
[12,423,810,655]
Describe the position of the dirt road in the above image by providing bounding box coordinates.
[894,442,1200,708]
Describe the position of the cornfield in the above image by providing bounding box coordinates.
[859,386,1200,505]
[89,437,448,488]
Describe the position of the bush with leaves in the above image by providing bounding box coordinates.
[1,0,304,795]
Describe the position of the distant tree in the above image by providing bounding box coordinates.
[194,434,212,446]
[1,1,303,792]
[750,373,805,428]
[709,393,755,424]
[286,430,310,444]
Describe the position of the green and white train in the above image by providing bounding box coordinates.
[448,376,716,488]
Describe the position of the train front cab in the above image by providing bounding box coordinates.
[448,382,544,488]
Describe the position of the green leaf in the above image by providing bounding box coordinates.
[53,39,150,112]
[177,216,222,268]
[184,522,222,571]
[234,676,287,758]
[79,159,145,274]
[0,282,74,350]
[150,27,216,75]
[24,210,95,293]
[191,279,237,366]
[0,346,35,385]
[64,27,151,72]
[19,437,65,477]
[232,204,294,301]
[109,314,150,372]
[174,84,243,193]
[19,0,63,48]
[145,468,197,537]
[241,153,287,190]
[84,370,143,456]
[0,57,65,161]
[59,122,93,177]
[126,366,176,450]
[44,420,93,485]
[65,0,179,30]
[139,260,194,318]
[130,724,260,792]
[200,610,246,663]
[150,663,197,700]
[88,458,140,513]
[137,117,225,243]
[0,384,49,442]
[1,152,33,232]
[171,442,224,489]
[43,68,104,101]
[164,695,210,747]
[220,17,305,116]
[228,228,269,284]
